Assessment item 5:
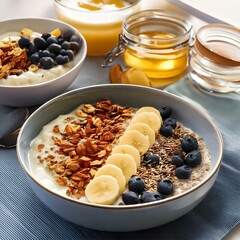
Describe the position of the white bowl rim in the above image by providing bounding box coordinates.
[0,17,87,89]
[17,84,224,210]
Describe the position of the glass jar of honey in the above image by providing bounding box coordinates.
[103,10,193,87]
[189,24,240,93]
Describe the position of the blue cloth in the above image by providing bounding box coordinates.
[1,77,240,240]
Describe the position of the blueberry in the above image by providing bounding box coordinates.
[175,165,192,179]
[46,36,59,45]
[40,57,54,69]
[28,42,38,54]
[57,36,65,45]
[70,41,81,53]
[185,150,202,167]
[41,32,51,40]
[181,135,198,153]
[122,191,140,205]
[61,41,70,50]
[34,37,47,50]
[164,118,176,129]
[70,34,81,42]
[171,151,184,167]
[66,49,74,60]
[128,176,145,194]
[18,36,31,48]
[141,191,162,203]
[41,50,51,58]
[55,55,69,65]
[63,30,74,41]
[160,124,173,137]
[29,53,40,64]
[59,49,67,56]
[160,106,172,120]
[48,43,61,54]
[143,153,160,165]
[157,179,174,195]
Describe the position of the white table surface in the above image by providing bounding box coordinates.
[1,0,239,238]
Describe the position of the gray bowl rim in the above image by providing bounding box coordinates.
[17,84,224,210]
[0,17,87,89]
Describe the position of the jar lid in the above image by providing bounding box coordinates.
[195,24,240,66]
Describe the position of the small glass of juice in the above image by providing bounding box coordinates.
[53,0,142,56]
[103,10,193,87]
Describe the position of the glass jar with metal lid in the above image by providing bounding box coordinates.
[189,24,240,93]
[103,9,193,87]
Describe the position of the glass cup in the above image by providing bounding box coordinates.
[54,0,142,56]
[189,24,240,93]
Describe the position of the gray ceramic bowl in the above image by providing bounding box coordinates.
[17,84,223,231]
[0,18,87,107]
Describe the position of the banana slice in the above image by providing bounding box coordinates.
[111,144,141,168]
[130,112,162,133]
[105,153,137,182]
[135,106,161,120]
[94,164,126,194]
[126,122,156,146]
[118,130,150,155]
[85,175,119,205]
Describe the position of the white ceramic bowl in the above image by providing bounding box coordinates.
[17,84,223,231]
[0,18,87,107]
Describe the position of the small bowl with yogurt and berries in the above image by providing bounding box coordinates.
[0,18,87,107]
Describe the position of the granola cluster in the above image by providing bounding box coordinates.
[36,99,134,199]
[0,38,30,79]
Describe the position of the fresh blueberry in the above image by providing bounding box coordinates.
[164,118,176,129]
[160,123,173,137]
[143,153,160,165]
[122,191,140,205]
[70,41,81,53]
[57,36,65,45]
[157,179,174,195]
[55,55,69,65]
[181,135,198,153]
[128,176,145,194]
[175,165,192,179]
[70,34,81,42]
[59,49,67,56]
[141,191,162,203]
[29,53,40,64]
[34,37,47,50]
[66,49,74,60]
[185,150,202,167]
[48,43,61,54]
[160,106,172,120]
[61,41,70,50]
[63,30,74,41]
[46,36,59,45]
[171,151,184,167]
[41,50,51,58]
[28,42,38,54]
[41,32,51,40]
[18,36,31,48]
[40,57,54,69]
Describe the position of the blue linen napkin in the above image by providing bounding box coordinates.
[1,78,240,240]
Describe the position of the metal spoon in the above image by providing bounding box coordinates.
[0,129,20,148]
[0,107,29,148]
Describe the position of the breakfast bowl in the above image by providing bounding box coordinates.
[0,18,87,107]
[17,84,223,231]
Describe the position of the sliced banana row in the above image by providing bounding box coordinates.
[85,106,162,205]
